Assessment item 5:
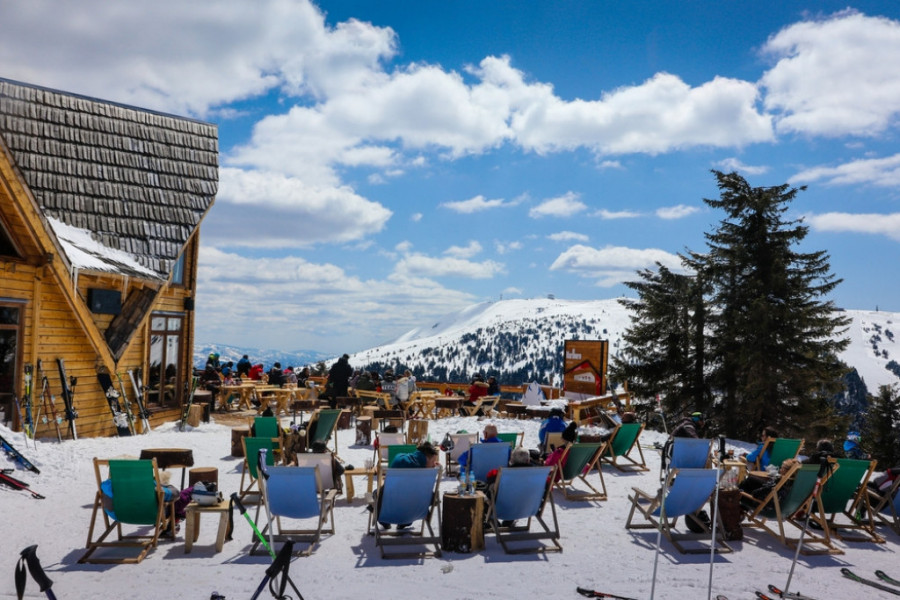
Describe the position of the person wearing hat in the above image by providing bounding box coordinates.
[843,431,870,460]
[671,411,706,438]
[539,407,569,447]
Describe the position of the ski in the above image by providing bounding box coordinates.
[0,470,45,499]
[768,583,816,600]
[876,571,900,588]
[756,593,776,600]
[179,375,200,431]
[56,358,78,440]
[97,370,131,436]
[0,432,40,474]
[114,371,139,435]
[23,363,35,441]
[841,568,900,596]
[127,369,151,433]
[36,360,63,442]
[576,587,639,600]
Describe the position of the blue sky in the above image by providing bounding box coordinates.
[3,1,900,354]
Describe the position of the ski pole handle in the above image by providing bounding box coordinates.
[20,545,53,592]
[230,492,247,515]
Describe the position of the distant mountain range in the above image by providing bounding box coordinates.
[197,298,900,396]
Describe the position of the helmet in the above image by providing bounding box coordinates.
[691,411,705,422]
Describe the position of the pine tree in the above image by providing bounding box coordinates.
[862,384,900,468]
[612,263,710,419]
[687,171,851,439]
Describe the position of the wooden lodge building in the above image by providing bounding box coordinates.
[0,78,218,438]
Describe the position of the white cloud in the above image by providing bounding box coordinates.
[395,241,413,253]
[807,212,900,241]
[441,195,514,213]
[501,287,523,296]
[593,209,642,220]
[715,157,769,175]
[394,253,504,279]
[791,154,900,188]
[529,191,587,218]
[760,11,900,137]
[495,241,523,254]
[410,213,423,222]
[549,244,684,287]
[597,160,624,170]
[444,241,482,259]
[655,204,699,220]
[548,231,590,242]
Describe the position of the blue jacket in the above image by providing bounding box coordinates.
[539,416,568,445]
[746,442,771,469]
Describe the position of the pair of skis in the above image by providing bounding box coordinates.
[127,369,152,433]
[756,584,816,600]
[0,432,39,474]
[0,469,44,499]
[97,370,133,436]
[178,375,201,431]
[56,359,78,440]
[576,589,727,600]
[842,569,900,596]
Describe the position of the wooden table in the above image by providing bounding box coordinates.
[343,466,376,503]
[259,387,294,415]
[441,491,485,553]
[184,499,230,554]
[139,448,194,488]
[434,397,462,419]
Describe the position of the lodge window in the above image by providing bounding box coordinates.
[146,313,184,409]
[170,253,185,286]
[0,301,22,427]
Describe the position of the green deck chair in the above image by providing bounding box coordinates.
[553,443,607,501]
[601,422,648,472]
[307,409,342,453]
[813,458,883,543]
[766,438,804,470]
[253,416,284,456]
[80,458,175,564]
[239,436,277,502]
[743,462,843,555]
[497,432,524,447]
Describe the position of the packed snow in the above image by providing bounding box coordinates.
[1,414,898,600]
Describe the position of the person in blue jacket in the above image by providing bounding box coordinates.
[458,424,505,469]
[376,441,439,530]
[539,407,569,448]
[742,426,778,470]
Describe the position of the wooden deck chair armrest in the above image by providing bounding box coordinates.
[324,489,339,503]
[630,486,656,503]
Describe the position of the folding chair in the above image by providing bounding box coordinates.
[486,466,561,554]
[306,409,342,454]
[869,475,900,535]
[255,463,337,556]
[742,462,842,555]
[812,458,883,543]
[668,437,713,470]
[466,442,512,483]
[626,468,731,554]
[752,438,804,471]
[252,416,283,458]
[496,432,524,447]
[366,467,442,558]
[239,437,277,502]
[480,395,501,417]
[552,443,607,501]
[295,453,340,494]
[601,422,649,472]
[444,432,477,477]
[542,431,565,455]
[374,432,407,467]
[79,458,175,564]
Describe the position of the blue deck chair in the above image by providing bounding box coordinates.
[626,468,731,554]
[486,466,561,554]
[255,463,337,556]
[668,437,713,470]
[466,442,512,483]
[552,443,607,501]
[79,458,175,564]
[366,467,442,558]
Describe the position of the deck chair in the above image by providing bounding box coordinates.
[869,474,900,534]
[753,437,804,471]
[387,444,418,466]
[811,458,883,543]
[668,437,713,470]
[255,464,337,556]
[239,437,277,502]
[553,443,607,501]
[466,442,512,483]
[601,422,648,472]
[742,462,842,555]
[626,468,731,554]
[444,432,478,476]
[307,408,341,454]
[374,432,407,467]
[497,432,524,447]
[372,409,406,432]
[80,458,175,564]
[480,395,501,417]
[252,416,283,458]
[486,466,561,554]
[295,453,339,494]
[366,467,442,558]
[542,431,566,455]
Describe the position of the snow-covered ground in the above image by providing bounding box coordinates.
[1,414,898,600]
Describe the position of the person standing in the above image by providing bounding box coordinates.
[671,412,706,438]
[327,354,353,409]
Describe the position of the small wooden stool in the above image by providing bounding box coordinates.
[189,467,218,488]
[184,499,230,554]
[187,404,204,428]
[441,491,485,552]
[355,417,372,446]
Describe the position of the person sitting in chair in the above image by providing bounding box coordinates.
[740,426,778,469]
[458,424,503,470]
[539,408,569,449]
[375,441,440,530]
[671,412,706,438]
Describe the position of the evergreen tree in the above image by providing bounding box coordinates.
[862,384,900,468]
[687,171,850,439]
[612,263,710,418]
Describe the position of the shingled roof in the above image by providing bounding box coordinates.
[0,78,218,281]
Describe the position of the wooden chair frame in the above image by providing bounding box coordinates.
[552,443,607,501]
[485,466,561,554]
[366,467,442,559]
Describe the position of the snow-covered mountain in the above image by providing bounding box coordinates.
[200,298,900,394]
[193,344,331,371]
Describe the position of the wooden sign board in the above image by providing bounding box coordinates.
[563,340,608,401]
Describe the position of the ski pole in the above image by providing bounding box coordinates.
[230,492,275,558]
[784,458,832,595]
[15,545,57,600]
